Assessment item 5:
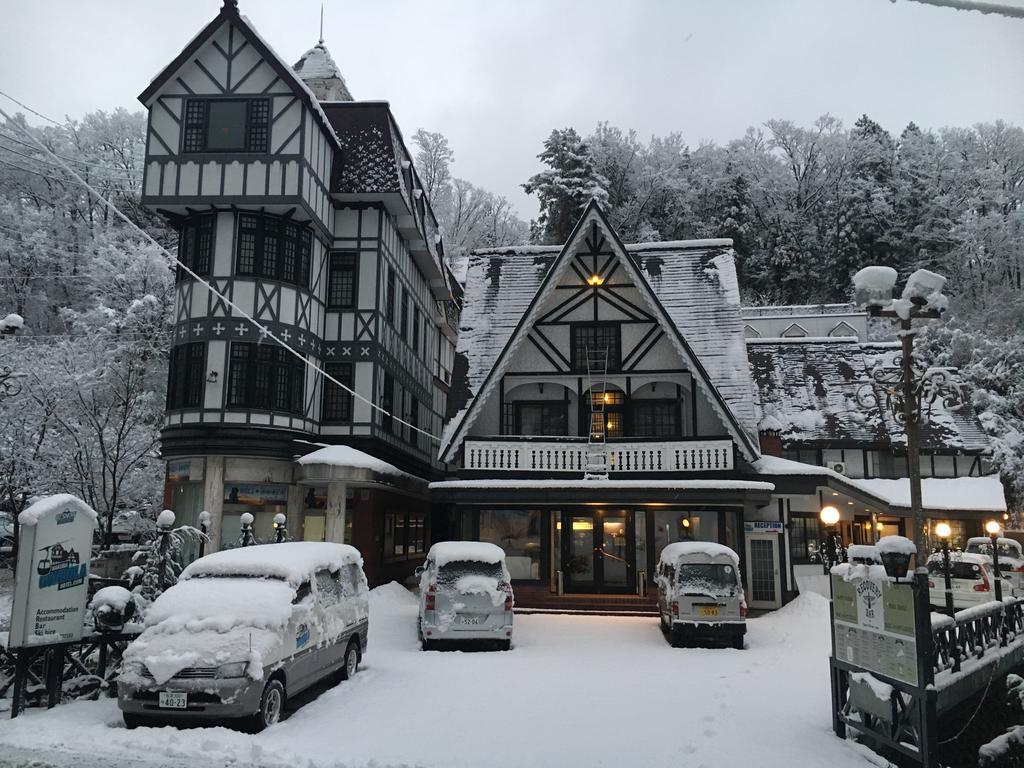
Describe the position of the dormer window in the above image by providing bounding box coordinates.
[182,98,270,154]
[571,323,620,372]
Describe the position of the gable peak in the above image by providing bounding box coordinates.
[293,42,353,102]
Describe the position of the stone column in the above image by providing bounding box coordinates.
[325,481,347,544]
[203,455,225,552]
[286,483,305,541]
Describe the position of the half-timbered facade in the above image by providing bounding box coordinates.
[141,0,458,585]
[434,201,1005,612]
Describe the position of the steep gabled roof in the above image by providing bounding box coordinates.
[138,1,341,150]
[293,43,353,101]
[441,200,760,461]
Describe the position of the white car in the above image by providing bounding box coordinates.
[927,551,1011,610]
[119,542,368,731]
[417,541,513,650]
[965,536,1024,597]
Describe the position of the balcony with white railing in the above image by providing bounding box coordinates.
[463,437,735,474]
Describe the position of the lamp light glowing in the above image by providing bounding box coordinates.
[587,274,604,286]
[820,506,840,526]
[934,522,952,539]
[985,520,1002,536]
[682,518,691,528]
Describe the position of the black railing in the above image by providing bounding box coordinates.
[931,598,1024,676]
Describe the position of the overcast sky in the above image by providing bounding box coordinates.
[2,0,1023,218]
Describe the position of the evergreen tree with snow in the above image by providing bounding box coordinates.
[523,128,608,244]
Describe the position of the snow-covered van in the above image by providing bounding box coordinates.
[118,542,368,730]
[926,551,1012,610]
[417,541,514,650]
[656,542,747,649]
[965,536,1024,596]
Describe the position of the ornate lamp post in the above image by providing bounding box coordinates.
[273,513,288,543]
[197,510,211,558]
[986,519,1004,604]
[853,267,964,592]
[820,505,842,573]
[238,512,257,547]
[934,522,955,616]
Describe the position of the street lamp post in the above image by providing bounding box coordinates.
[273,513,288,543]
[986,520,1004,604]
[935,522,955,617]
[853,267,963,597]
[820,505,841,573]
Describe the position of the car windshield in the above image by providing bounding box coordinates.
[928,560,983,580]
[437,560,504,591]
[676,563,739,596]
[966,541,1021,560]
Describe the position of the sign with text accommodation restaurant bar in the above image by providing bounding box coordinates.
[831,570,918,686]
[8,494,97,648]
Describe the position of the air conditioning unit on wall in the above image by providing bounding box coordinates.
[831,461,846,475]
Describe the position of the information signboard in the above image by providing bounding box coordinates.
[831,573,919,687]
[8,494,97,648]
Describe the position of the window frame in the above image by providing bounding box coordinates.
[322,362,354,422]
[385,267,396,323]
[181,96,271,155]
[631,399,681,438]
[176,214,215,280]
[235,212,312,289]
[326,251,359,310]
[226,341,306,415]
[167,342,207,410]
[513,400,568,437]
[570,322,621,372]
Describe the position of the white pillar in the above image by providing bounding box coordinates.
[325,481,347,544]
[203,455,225,552]
[286,483,305,541]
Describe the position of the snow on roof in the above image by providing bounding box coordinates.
[17,494,97,527]
[742,303,861,319]
[750,455,838,477]
[659,541,740,565]
[928,551,990,568]
[747,339,988,451]
[181,542,362,586]
[967,536,1022,550]
[0,313,24,331]
[445,231,759,456]
[293,42,353,101]
[296,443,410,478]
[430,479,775,492]
[428,541,506,567]
[846,544,881,562]
[853,476,1006,512]
[143,577,296,633]
[876,535,917,555]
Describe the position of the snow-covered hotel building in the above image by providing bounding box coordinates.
[140,0,458,585]
[144,2,1004,605]
[433,202,1005,611]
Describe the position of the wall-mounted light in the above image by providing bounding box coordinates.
[538,383,544,394]
[206,371,219,384]
[587,274,604,286]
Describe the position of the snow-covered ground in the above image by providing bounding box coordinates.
[0,584,884,768]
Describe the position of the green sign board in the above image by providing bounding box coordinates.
[831,574,919,687]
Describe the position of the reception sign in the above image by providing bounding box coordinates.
[831,573,918,686]
[224,483,289,506]
[9,494,97,648]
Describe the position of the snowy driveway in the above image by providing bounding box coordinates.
[0,585,882,768]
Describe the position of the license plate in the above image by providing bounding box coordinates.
[698,606,719,617]
[456,614,484,625]
[158,691,187,709]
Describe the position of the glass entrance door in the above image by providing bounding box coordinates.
[562,511,635,593]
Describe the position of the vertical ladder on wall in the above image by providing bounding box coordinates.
[585,345,609,480]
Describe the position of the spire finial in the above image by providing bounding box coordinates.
[319,1,325,44]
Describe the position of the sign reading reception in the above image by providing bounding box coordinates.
[9,494,97,648]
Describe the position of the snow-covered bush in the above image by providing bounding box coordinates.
[130,510,205,608]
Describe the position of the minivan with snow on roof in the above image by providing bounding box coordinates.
[417,541,514,650]
[118,542,368,731]
[655,542,747,649]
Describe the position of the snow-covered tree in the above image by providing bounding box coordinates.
[131,510,203,605]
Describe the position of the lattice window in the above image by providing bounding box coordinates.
[237,214,258,274]
[572,324,621,370]
[246,98,270,152]
[182,100,206,153]
[327,253,357,309]
[322,362,353,421]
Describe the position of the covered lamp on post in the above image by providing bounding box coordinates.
[986,519,1004,604]
[820,505,842,572]
[197,510,211,558]
[935,522,955,617]
[273,513,288,543]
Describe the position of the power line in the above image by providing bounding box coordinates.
[0,143,142,182]
[0,90,65,127]
[0,94,441,444]
[0,132,143,177]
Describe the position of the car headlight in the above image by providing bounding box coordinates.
[215,661,249,679]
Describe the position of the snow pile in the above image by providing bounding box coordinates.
[849,671,894,702]
[758,414,784,433]
[17,493,97,527]
[428,541,506,567]
[181,541,362,586]
[830,562,889,582]
[0,312,24,332]
[660,541,740,565]
[155,509,175,528]
[846,544,881,563]
[853,265,897,295]
[876,535,917,555]
[142,577,296,634]
[296,444,422,482]
[370,581,418,608]
[89,586,133,614]
[454,575,507,607]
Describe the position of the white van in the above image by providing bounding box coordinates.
[417,541,514,650]
[656,542,747,649]
[118,542,368,731]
